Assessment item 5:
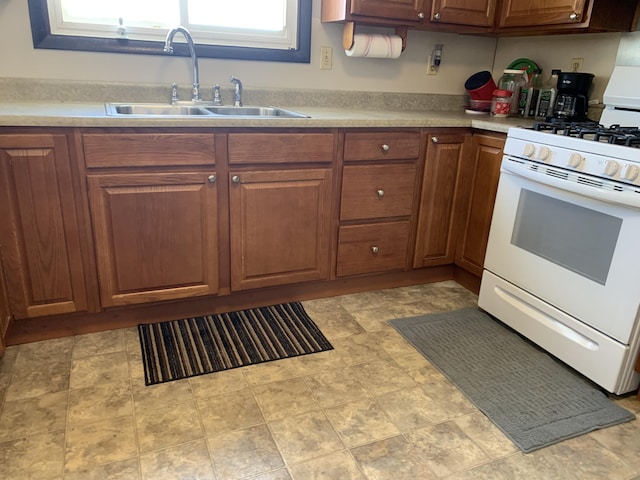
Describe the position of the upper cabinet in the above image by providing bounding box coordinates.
[322,0,427,25]
[322,0,639,35]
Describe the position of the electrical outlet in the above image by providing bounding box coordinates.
[427,55,438,75]
[570,57,584,72]
[320,47,332,70]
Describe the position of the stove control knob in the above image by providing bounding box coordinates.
[567,153,584,169]
[622,164,640,182]
[604,160,619,177]
[523,143,535,158]
[537,146,551,162]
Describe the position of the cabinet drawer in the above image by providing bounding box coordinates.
[228,133,335,164]
[344,131,420,161]
[341,164,417,220]
[83,133,215,167]
[337,222,410,277]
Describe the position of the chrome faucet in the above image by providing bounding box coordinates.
[230,75,243,107]
[164,26,201,102]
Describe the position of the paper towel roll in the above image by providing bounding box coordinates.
[345,34,403,59]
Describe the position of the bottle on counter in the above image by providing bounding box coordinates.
[491,89,513,117]
[535,69,560,120]
[498,68,528,116]
[518,68,543,117]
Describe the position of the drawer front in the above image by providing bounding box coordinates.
[344,131,420,161]
[337,222,410,277]
[83,133,215,167]
[228,133,335,164]
[341,164,417,220]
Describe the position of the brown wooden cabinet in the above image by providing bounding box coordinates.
[455,133,505,277]
[229,168,333,291]
[0,133,88,319]
[322,0,427,25]
[88,172,220,307]
[414,131,469,268]
[337,130,422,277]
[430,0,494,27]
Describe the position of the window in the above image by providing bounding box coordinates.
[28,0,311,63]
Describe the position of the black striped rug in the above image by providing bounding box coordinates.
[138,302,333,385]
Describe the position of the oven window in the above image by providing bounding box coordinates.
[511,189,621,285]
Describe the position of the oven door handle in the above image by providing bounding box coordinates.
[501,160,640,210]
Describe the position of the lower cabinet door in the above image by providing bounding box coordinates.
[88,172,219,307]
[229,169,333,291]
[337,221,410,277]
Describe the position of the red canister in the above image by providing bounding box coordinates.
[491,89,513,117]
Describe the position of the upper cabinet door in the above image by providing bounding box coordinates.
[430,0,495,27]
[351,0,427,22]
[498,0,588,28]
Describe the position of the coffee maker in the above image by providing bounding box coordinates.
[552,72,594,121]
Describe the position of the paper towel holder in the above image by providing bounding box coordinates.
[342,21,407,52]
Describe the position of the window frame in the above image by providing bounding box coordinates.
[27,0,312,63]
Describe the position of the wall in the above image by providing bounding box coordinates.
[0,0,496,95]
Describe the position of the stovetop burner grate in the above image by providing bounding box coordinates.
[532,120,640,148]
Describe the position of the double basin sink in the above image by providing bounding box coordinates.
[105,103,310,118]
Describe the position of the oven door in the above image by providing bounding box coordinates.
[482,159,640,345]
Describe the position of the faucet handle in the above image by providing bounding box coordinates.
[230,75,243,107]
[212,84,223,106]
[170,83,179,104]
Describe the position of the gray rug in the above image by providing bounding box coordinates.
[389,307,635,453]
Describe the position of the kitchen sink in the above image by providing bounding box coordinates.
[202,106,309,118]
[105,103,309,118]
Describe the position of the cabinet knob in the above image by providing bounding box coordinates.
[433,12,441,20]
[432,136,439,143]
[377,189,385,199]
[371,246,379,255]
[231,175,241,183]
[418,12,425,19]
[381,144,390,152]
[569,12,578,21]
[208,174,216,183]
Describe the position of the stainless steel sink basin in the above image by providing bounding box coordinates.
[105,103,309,118]
[203,106,310,118]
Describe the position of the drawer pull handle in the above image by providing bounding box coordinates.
[432,136,439,143]
[381,144,390,152]
[569,12,578,21]
[377,189,385,199]
[231,175,241,184]
[371,246,379,255]
[433,12,441,20]
[208,174,217,183]
[418,12,425,19]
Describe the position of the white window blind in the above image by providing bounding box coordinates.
[47,0,299,50]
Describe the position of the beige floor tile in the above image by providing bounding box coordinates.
[65,416,137,473]
[0,391,68,442]
[73,329,126,359]
[0,346,18,389]
[405,421,489,476]
[392,352,447,385]
[376,386,449,431]
[350,358,417,396]
[304,368,370,408]
[288,450,365,480]
[208,423,284,479]
[419,378,476,419]
[69,351,130,389]
[135,399,204,453]
[252,377,319,421]
[127,348,146,382]
[453,412,518,458]
[305,306,366,339]
[68,380,133,426]
[330,333,390,366]
[293,349,346,376]
[589,419,640,470]
[0,430,65,480]
[189,368,249,397]
[198,387,264,437]
[243,358,308,386]
[131,378,193,412]
[4,360,70,401]
[63,457,140,480]
[139,440,215,480]
[324,399,400,447]
[350,435,437,480]
[250,468,293,480]
[269,410,344,464]
[13,337,74,368]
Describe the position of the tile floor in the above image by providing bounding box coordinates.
[0,280,639,479]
